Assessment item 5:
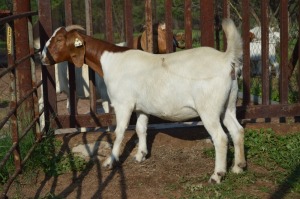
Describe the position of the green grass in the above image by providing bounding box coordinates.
[167,129,300,198]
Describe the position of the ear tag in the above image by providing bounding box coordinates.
[74,38,83,47]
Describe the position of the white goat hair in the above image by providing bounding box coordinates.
[41,18,246,183]
[249,26,280,77]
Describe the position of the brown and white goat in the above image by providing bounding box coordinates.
[41,19,246,183]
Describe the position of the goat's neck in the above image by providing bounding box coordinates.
[82,34,129,77]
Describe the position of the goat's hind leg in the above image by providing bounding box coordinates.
[134,112,149,162]
[103,106,132,169]
[222,80,246,173]
[223,110,246,173]
[200,112,229,184]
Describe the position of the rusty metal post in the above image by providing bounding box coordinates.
[261,1,270,105]
[165,0,173,53]
[242,0,251,106]
[184,0,192,49]
[200,0,214,47]
[145,0,153,53]
[38,0,56,132]
[14,0,34,114]
[279,0,289,104]
[86,0,97,115]
[65,0,77,126]
[105,0,113,43]
[124,0,133,48]
[64,0,72,25]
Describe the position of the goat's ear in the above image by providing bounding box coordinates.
[67,31,85,67]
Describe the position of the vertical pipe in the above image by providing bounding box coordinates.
[38,0,56,132]
[242,0,251,106]
[184,0,192,49]
[200,0,214,47]
[279,0,289,104]
[145,0,153,53]
[165,0,173,53]
[261,0,270,105]
[105,0,113,42]
[86,0,97,115]
[28,18,41,139]
[64,0,72,26]
[66,0,77,125]
[124,0,133,48]
[14,0,34,113]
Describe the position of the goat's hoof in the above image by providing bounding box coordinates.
[134,151,147,163]
[208,172,224,184]
[232,162,247,174]
[102,156,115,169]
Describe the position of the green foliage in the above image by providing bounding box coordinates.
[33,135,87,177]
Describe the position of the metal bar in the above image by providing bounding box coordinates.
[38,0,56,132]
[242,0,251,105]
[124,0,133,48]
[184,0,192,49]
[105,0,113,42]
[279,0,289,104]
[64,0,72,26]
[86,0,97,115]
[261,0,270,105]
[28,17,42,140]
[14,0,34,113]
[200,0,214,47]
[0,53,33,78]
[0,11,37,25]
[145,0,153,53]
[65,1,76,125]
[0,82,42,130]
[54,114,116,128]
[86,0,93,36]
[165,0,173,53]
[236,104,300,119]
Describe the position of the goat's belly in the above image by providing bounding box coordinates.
[136,103,199,121]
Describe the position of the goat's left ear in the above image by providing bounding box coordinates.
[67,31,85,67]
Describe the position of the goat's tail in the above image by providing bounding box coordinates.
[222,18,243,66]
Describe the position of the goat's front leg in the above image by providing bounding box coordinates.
[103,106,132,169]
[134,112,149,162]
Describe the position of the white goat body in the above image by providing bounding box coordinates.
[41,18,246,183]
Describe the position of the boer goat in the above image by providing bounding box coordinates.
[249,26,280,77]
[41,18,246,183]
[119,22,185,53]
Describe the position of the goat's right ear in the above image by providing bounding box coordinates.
[66,31,85,67]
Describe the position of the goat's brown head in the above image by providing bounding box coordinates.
[41,25,86,67]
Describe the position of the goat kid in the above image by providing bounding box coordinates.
[41,18,246,183]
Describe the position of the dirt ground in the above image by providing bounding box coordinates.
[1,67,300,198]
